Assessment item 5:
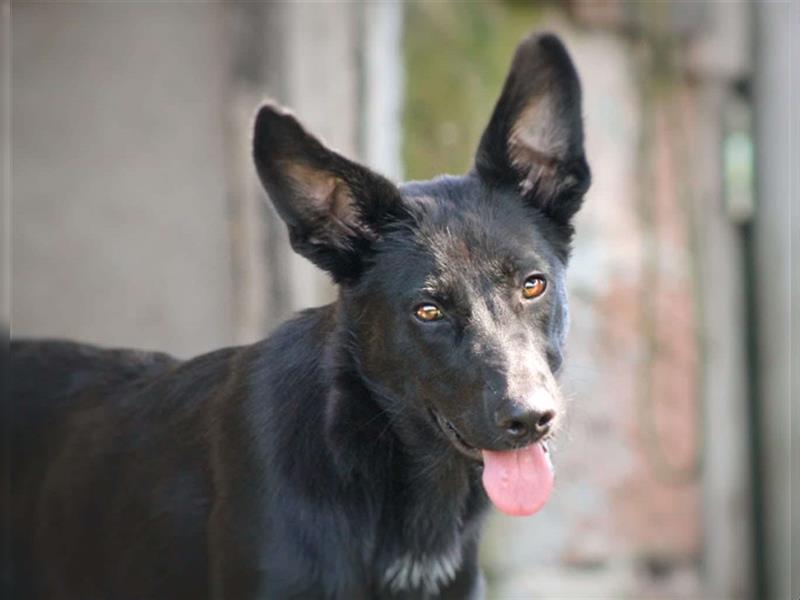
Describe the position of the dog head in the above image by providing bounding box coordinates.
[253,33,590,514]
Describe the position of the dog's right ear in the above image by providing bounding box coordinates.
[253,104,405,282]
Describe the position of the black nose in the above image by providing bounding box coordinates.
[495,404,555,445]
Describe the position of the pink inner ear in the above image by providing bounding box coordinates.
[508,97,567,163]
[284,162,362,239]
[507,98,568,196]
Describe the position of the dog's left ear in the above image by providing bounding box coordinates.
[475,33,591,225]
[253,104,405,282]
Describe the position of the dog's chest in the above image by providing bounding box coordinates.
[381,541,464,595]
[373,460,488,595]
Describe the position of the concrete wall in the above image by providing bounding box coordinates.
[12,3,235,358]
[753,3,796,599]
[11,2,390,357]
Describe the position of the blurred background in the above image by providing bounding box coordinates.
[7,1,796,599]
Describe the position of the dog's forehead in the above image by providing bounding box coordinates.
[396,176,549,279]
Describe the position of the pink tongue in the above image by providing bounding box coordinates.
[481,443,554,516]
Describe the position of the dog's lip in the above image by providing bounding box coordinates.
[428,408,551,462]
[430,409,484,461]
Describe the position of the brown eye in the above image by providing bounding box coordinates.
[522,275,547,299]
[414,304,444,322]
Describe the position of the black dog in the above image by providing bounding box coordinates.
[6,32,590,599]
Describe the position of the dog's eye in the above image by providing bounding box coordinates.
[414,303,444,322]
[522,275,547,299]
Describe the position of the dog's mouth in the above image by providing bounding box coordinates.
[430,409,484,461]
[429,408,554,517]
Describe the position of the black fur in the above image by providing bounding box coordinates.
[5,33,590,599]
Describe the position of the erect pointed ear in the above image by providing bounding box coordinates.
[475,33,591,225]
[253,104,405,282]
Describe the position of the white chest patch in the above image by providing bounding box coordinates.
[382,544,463,595]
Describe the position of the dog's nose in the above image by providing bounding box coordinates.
[494,404,555,445]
